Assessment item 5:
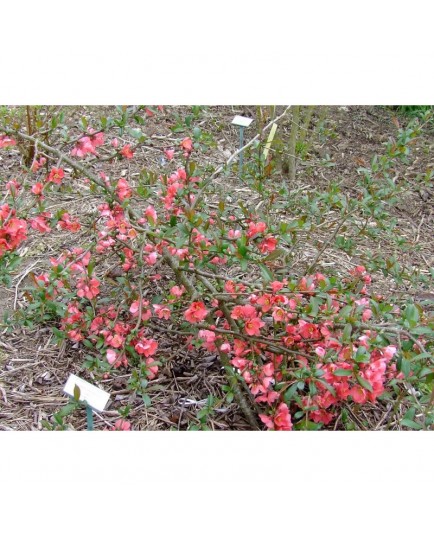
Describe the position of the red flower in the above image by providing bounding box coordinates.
[71,136,97,158]
[244,317,265,336]
[247,221,266,238]
[181,137,193,155]
[230,304,257,320]
[31,182,44,196]
[58,213,81,232]
[184,301,209,323]
[47,167,65,184]
[258,235,277,254]
[116,178,132,201]
[120,144,134,159]
[30,216,51,233]
[349,385,368,404]
[135,338,158,357]
[0,207,28,255]
[260,403,293,431]
[76,277,100,300]
[153,304,171,320]
[170,285,185,298]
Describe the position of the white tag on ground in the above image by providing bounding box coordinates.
[231,115,253,128]
[63,374,110,412]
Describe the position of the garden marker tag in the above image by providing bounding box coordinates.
[231,115,253,128]
[63,374,110,412]
[231,116,253,177]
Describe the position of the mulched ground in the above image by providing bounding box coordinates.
[0,105,433,430]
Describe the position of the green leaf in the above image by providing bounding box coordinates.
[142,394,152,407]
[342,324,352,343]
[401,419,423,430]
[308,297,321,317]
[333,368,353,377]
[258,264,273,283]
[56,402,77,418]
[355,374,373,392]
[404,304,420,328]
[283,383,300,403]
[52,327,65,340]
[263,249,286,262]
[399,357,411,378]
[294,420,322,431]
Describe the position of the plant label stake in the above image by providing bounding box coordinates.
[63,374,110,431]
[232,115,253,177]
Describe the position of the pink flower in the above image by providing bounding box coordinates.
[259,413,274,429]
[145,357,159,379]
[244,317,265,336]
[315,346,326,358]
[270,280,284,293]
[31,182,44,196]
[47,167,64,184]
[153,304,171,320]
[135,338,158,357]
[382,345,397,361]
[0,135,17,148]
[256,390,280,405]
[257,294,273,313]
[106,349,118,365]
[111,138,119,148]
[272,307,286,323]
[116,178,132,201]
[58,213,81,232]
[111,419,131,431]
[164,149,175,160]
[247,221,267,238]
[120,144,134,159]
[30,216,51,233]
[145,252,158,265]
[31,157,47,172]
[230,304,257,320]
[362,308,373,322]
[258,235,278,254]
[184,301,209,323]
[129,301,139,315]
[310,409,334,425]
[170,285,185,297]
[220,342,231,353]
[144,205,157,225]
[349,385,368,404]
[71,136,97,158]
[228,229,242,239]
[260,403,293,431]
[181,137,193,155]
[6,179,21,194]
[198,329,216,343]
[76,277,100,300]
[274,402,293,430]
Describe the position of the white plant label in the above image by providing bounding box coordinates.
[63,374,110,412]
[231,115,253,128]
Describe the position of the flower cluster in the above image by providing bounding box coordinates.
[0,204,27,256]
[71,129,104,158]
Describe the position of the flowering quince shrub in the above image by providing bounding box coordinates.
[1,106,433,431]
